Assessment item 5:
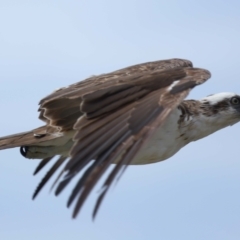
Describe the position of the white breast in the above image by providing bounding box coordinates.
[131,107,187,165]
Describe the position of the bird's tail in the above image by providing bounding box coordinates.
[0,126,61,150]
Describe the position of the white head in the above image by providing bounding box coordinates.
[201,92,237,105]
[181,92,240,143]
[200,92,240,127]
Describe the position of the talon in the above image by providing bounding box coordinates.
[20,146,28,157]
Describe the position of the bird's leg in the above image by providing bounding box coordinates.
[20,140,73,159]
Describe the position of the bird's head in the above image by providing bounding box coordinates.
[200,92,240,127]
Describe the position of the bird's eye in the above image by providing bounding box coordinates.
[230,97,240,105]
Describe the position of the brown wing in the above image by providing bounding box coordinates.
[38,59,192,130]
[32,59,211,219]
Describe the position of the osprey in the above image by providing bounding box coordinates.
[0,58,239,219]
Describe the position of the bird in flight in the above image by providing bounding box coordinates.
[0,58,239,219]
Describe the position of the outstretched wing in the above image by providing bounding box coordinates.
[32,59,211,218]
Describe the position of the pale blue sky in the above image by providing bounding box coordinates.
[1,1,240,239]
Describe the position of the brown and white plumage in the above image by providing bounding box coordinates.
[3,58,239,219]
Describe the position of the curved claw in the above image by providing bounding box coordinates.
[20,146,28,157]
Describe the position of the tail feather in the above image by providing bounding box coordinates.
[0,126,62,150]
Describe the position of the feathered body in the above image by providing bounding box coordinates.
[1,59,239,218]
